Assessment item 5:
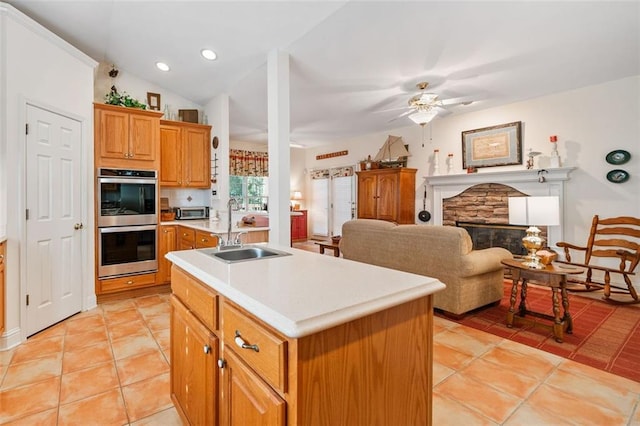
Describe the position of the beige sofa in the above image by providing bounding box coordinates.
[339,219,512,316]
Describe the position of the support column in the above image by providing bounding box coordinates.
[267,49,291,246]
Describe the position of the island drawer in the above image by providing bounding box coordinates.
[172,267,218,331]
[222,302,287,393]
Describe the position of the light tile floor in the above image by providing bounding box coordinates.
[1,250,639,424]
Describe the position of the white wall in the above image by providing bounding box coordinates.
[305,76,640,245]
[0,3,96,349]
[94,62,203,120]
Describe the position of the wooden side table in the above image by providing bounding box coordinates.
[501,259,583,343]
[316,242,340,257]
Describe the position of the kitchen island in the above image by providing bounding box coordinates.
[166,245,445,425]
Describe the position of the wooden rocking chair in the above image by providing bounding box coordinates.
[556,215,640,304]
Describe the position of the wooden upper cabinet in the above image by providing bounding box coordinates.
[160,120,211,188]
[357,168,416,224]
[183,126,210,187]
[129,114,157,161]
[94,103,162,169]
[159,125,182,186]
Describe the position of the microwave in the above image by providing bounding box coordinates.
[175,206,209,220]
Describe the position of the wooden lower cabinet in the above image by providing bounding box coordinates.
[221,349,285,426]
[178,226,196,250]
[157,225,176,284]
[170,265,433,425]
[290,210,307,242]
[171,295,218,425]
[240,230,268,244]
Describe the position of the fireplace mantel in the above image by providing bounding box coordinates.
[425,167,576,249]
[424,167,575,187]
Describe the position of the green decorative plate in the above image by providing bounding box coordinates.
[606,169,630,184]
[605,150,631,165]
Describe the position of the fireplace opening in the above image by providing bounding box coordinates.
[456,221,528,256]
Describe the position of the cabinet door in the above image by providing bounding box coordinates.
[375,172,399,222]
[220,348,285,426]
[157,226,176,284]
[129,114,157,161]
[357,174,378,219]
[160,126,182,186]
[184,127,210,188]
[97,108,129,160]
[171,296,218,426]
[298,211,308,240]
[178,226,196,250]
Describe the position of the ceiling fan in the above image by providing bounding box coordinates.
[391,82,471,126]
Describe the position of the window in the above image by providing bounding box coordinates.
[229,176,269,212]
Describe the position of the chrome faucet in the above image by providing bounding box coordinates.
[220,198,244,249]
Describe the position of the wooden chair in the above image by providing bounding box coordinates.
[556,215,640,304]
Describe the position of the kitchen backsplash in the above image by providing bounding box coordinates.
[160,188,210,208]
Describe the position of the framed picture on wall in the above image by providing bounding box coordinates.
[146,92,161,111]
[462,121,522,169]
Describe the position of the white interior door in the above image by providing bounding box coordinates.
[25,104,83,336]
[310,178,329,237]
[331,175,354,237]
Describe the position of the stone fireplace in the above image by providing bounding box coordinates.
[424,168,576,251]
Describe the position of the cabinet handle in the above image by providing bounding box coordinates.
[126,280,134,285]
[0,254,4,262]
[234,330,259,352]
[201,238,207,242]
[217,359,226,369]
[203,344,211,354]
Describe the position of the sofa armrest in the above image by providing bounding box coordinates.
[459,247,512,277]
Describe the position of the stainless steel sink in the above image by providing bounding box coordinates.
[200,246,291,264]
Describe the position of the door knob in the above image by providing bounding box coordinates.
[74,223,84,230]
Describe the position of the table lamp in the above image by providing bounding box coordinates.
[291,191,303,210]
[508,196,560,269]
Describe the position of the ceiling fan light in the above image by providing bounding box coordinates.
[409,110,437,125]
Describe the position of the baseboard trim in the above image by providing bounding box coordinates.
[0,326,23,351]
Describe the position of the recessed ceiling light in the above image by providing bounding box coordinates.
[201,49,217,61]
[156,62,170,72]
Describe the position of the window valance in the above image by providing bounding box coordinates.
[230,149,269,177]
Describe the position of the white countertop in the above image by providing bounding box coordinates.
[166,246,445,338]
[160,219,269,234]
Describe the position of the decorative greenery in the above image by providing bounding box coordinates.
[104,89,147,109]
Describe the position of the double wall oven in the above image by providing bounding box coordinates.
[97,168,158,278]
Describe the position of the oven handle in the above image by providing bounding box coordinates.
[98,177,157,185]
[99,224,157,234]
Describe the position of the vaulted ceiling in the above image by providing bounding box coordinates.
[8,1,640,147]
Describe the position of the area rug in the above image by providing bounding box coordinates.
[436,281,640,382]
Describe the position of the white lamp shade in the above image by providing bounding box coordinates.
[508,196,560,226]
[409,109,437,125]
